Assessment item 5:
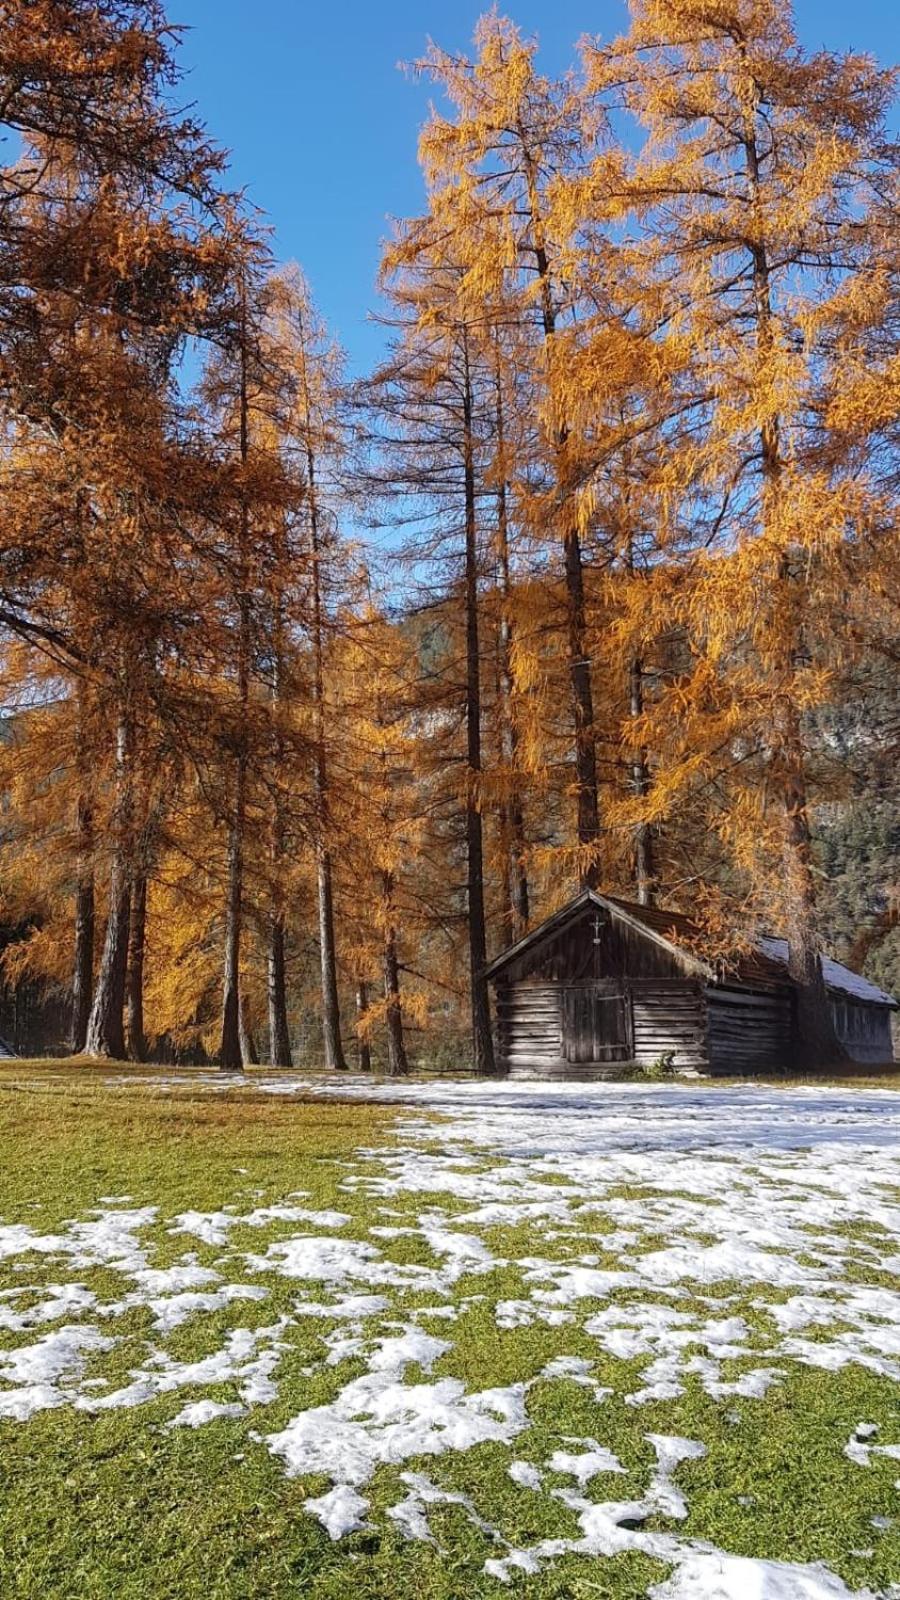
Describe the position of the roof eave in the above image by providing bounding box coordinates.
[825,982,898,1010]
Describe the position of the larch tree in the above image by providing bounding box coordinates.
[584,0,899,1059]
[414,15,606,888]
[0,0,234,1059]
[272,271,351,1072]
[369,234,498,1075]
[484,325,531,939]
[335,604,430,1078]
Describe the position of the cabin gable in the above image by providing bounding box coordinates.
[497,900,691,987]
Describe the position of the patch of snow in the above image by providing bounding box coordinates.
[539,1354,611,1401]
[495,1298,575,1330]
[649,1549,877,1599]
[73,1321,290,1415]
[844,1430,900,1468]
[145,1284,268,1333]
[0,1283,97,1331]
[549,1441,626,1486]
[129,1263,220,1295]
[646,1435,707,1520]
[63,1208,159,1271]
[387,1471,505,1547]
[304,1485,369,1540]
[245,1236,385,1285]
[291,1292,389,1320]
[169,1204,350,1247]
[0,1224,68,1260]
[265,1325,527,1491]
[167,1400,246,1428]
[0,1324,115,1418]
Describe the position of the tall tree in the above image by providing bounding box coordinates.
[488,331,530,937]
[70,684,97,1050]
[370,240,496,1074]
[415,17,604,887]
[271,271,351,1071]
[585,0,899,1058]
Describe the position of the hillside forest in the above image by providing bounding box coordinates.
[0,0,897,1071]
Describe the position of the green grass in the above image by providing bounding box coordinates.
[0,1063,899,1598]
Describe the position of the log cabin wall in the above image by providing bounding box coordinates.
[705,983,795,1073]
[830,996,895,1064]
[630,978,707,1071]
[495,976,709,1076]
[494,981,563,1076]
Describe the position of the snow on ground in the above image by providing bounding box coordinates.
[3,1077,900,1597]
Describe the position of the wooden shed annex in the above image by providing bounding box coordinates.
[485,890,897,1078]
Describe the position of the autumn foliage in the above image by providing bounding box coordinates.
[0,0,896,1069]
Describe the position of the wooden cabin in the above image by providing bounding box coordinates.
[486,890,897,1079]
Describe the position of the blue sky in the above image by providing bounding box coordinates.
[173,0,898,376]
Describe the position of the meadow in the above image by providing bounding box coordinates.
[1,1066,900,1600]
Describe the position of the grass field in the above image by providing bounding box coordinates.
[1,1064,900,1599]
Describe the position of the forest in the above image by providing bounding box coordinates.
[0,0,897,1073]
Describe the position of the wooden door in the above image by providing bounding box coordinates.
[562,985,631,1064]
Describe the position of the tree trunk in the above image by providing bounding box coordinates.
[267,913,292,1067]
[71,682,95,1052]
[629,657,655,906]
[267,609,293,1068]
[317,846,347,1070]
[220,282,251,1074]
[462,331,495,1076]
[563,524,600,888]
[219,752,246,1072]
[85,879,131,1059]
[71,793,95,1053]
[381,877,408,1078]
[239,990,258,1067]
[125,873,147,1062]
[355,981,372,1073]
[493,352,529,938]
[776,686,848,1066]
[521,150,601,888]
[299,312,348,1074]
[85,710,132,1059]
[740,83,848,1068]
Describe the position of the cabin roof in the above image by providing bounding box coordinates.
[486,890,897,1008]
[759,938,896,1008]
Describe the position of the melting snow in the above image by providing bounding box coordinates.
[168,1399,246,1428]
[508,1460,543,1490]
[266,1324,528,1489]
[304,1484,369,1540]
[3,1077,900,1597]
[169,1204,350,1246]
[549,1441,626,1485]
